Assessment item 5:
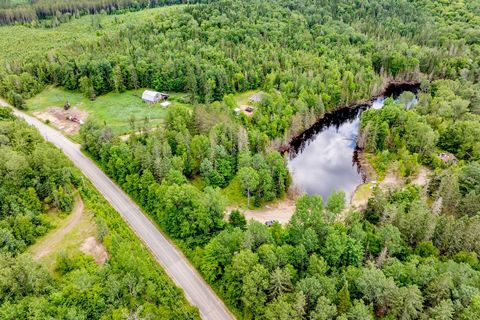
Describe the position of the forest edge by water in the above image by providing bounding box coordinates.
[283,80,421,154]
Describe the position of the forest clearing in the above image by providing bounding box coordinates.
[26,87,190,135]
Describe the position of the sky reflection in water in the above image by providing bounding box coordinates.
[288,97,385,201]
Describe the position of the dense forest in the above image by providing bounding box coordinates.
[80,102,290,242]
[1,0,479,143]
[81,80,480,319]
[2,0,480,319]
[0,108,198,319]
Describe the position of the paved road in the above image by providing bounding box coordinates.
[7,105,234,320]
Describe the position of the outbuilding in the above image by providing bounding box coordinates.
[142,90,168,103]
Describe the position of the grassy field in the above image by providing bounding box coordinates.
[220,176,249,206]
[26,86,190,135]
[0,5,182,64]
[233,90,257,106]
[351,182,373,206]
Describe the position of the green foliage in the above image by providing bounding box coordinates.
[2,0,479,141]
[0,114,199,319]
[2,0,480,318]
[239,166,259,208]
[326,191,346,215]
[0,115,76,254]
[228,210,247,230]
[337,282,352,315]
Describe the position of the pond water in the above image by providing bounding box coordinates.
[287,85,418,201]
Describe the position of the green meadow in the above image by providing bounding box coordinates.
[26,87,190,135]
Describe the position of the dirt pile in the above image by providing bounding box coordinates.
[33,106,88,135]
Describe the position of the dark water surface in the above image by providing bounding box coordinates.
[288,85,418,201]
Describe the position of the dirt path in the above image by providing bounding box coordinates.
[32,195,84,260]
[226,198,296,224]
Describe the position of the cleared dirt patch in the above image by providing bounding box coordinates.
[227,198,296,224]
[33,106,88,135]
[380,166,431,190]
[80,236,108,265]
[350,182,374,210]
[411,166,429,187]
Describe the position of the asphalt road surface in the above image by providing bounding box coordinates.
[8,106,234,320]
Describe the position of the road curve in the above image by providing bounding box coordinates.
[9,106,235,320]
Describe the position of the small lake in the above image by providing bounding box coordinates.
[287,85,418,201]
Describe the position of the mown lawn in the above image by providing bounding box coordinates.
[26,86,190,135]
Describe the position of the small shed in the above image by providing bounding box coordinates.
[142,90,168,103]
[234,107,241,115]
[249,91,265,103]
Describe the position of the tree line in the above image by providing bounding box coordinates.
[0,107,76,253]
[359,79,480,178]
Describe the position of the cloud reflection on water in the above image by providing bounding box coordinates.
[288,116,363,201]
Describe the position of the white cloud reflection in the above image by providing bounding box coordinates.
[288,115,362,201]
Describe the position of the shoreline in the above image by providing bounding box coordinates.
[280,80,420,153]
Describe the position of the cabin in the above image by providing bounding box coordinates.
[239,105,254,116]
[249,91,265,103]
[438,152,457,164]
[142,90,168,103]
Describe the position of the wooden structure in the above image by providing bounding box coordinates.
[142,90,168,103]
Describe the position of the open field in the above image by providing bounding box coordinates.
[232,89,257,106]
[27,87,189,135]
